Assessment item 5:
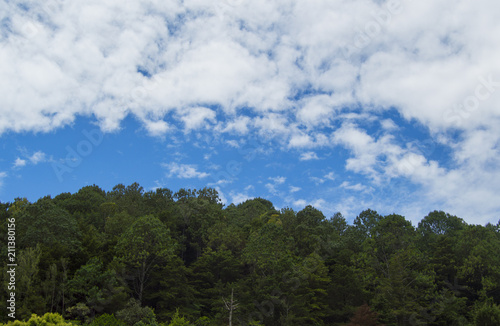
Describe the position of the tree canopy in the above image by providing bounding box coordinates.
[1,184,499,326]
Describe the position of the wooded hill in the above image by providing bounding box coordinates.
[1,183,500,325]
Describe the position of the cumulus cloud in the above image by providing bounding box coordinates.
[12,151,48,168]
[324,172,335,181]
[299,151,319,161]
[13,158,27,168]
[231,191,254,205]
[179,107,216,132]
[266,176,286,195]
[2,0,500,222]
[163,162,209,179]
[340,181,372,193]
[2,0,499,137]
[292,198,325,210]
[269,176,286,184]
[28,151,48,164]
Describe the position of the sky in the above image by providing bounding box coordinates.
[1,0,500,225]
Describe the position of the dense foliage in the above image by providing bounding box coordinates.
[1,183,500,325]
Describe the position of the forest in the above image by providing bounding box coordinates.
[1,183,500,326]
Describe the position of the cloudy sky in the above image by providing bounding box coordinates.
[1,0,500,225]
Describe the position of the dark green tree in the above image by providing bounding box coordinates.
[115,215,176,304]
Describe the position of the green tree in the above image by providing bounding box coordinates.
[90,314,125,326]
[115,299,158,326]
[0,313,76,326]
[167,309,192,326]
[473,301,500,326]
[17,196,81,253]
[67,257,127,318]
[16,245,45,318]
[115,215,176,304]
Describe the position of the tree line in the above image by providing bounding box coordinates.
[1,183,500,325]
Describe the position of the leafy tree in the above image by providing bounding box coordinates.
[243,223,293,277]
[108,183,146,217]
[16,196,81,253]
[67,257,127,318]
[146,255,195,321]
[0,313,76,326]
[455,224,500,303]
[167,309,192,326]
[361,214,436,325]
[16,245,45,318]
[417,211,465,237]
[5,184,500,326]
[287,253,331,324]
[292,205,327,256]
[90,314,125,326]
[115,215,176,304]
[353,209,382,239]
[473,301,500,326]
[115,299,158,326]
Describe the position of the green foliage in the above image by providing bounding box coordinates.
[16,196,81,252]
[115,215,176,303]
[167,309,191,326]
[192,317,210,326]
[67,257,127,317]
[0,313,76,326]
[7,183,500,326]
[115,299,158,326]
[473,301,500,325]
[90,314,125,326]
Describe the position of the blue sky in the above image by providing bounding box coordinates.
[1,0,500,225]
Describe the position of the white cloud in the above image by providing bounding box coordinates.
[29,151,47,164]
[380,119,398,131]
[290,186,301,193]
[324,172,335,181]
[332,123,403,182]
[215,187,228,206]
[299,151,319,161]
[1,0,499,139]
[13,158,27,168]
[265,176,286,196]
[13,151,48,168]
[179,107,216,132]
[163,162,209,179]
[340,181,372,193]
[220,117,251,135]
[296,94,335,127]
[1,0,500,223]
[265,183,278,195]
[292,198,325,210]
[142,120,169,137]
[293,199,307,207]
[269,176,286,184]
[231,192,254,205]
[310,176,325,185]
[226,140,240,148]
